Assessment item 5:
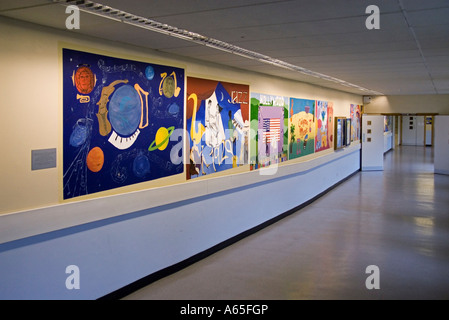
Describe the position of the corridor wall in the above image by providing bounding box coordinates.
[434,116,449,175]
[366,95,449,115]
[0,16,362,299]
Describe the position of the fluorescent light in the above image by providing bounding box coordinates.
[76,7,122,22]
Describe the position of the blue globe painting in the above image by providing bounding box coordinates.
[109,84,141,137]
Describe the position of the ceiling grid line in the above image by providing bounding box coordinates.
[397,0,438,94]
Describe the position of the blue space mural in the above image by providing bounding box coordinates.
[63,48,184,199]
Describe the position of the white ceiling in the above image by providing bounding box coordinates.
[1,0,448,96]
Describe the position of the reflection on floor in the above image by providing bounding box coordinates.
[123,146,449,300]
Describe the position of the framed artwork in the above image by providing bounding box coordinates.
[289,98,316,159]
[334,117,345,150]
[62,48,184,200]
[345,118,352,146]
[315,100,332,153]
[384,115,392,132]
[327,102,334,150]
[186,77,250,179]
[250,93,288,170]
[350,104,361,141]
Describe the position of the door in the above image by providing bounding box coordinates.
[402,116,417,145]
[402,116,425,146]
[416,116,425,146]
[362,115,384,171]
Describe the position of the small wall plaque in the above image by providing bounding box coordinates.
[32,148,57,171]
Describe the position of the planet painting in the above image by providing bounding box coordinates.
[162,75,175,98]
[108,84,142,137]
[74,65,95,94]
[148,126,175,151]
[168,103,180,116]
[145,65,155,81]
[86,147,104,172]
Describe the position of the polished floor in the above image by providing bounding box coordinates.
[123,146,449,300]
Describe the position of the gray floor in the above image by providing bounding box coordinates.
[123,146,449,300]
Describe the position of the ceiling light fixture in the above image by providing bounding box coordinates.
[52,0,384,95]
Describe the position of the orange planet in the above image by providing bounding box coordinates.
[75,65,95,94]
[86,147,104,173]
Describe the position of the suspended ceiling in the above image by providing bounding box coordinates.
[1,0,448,96]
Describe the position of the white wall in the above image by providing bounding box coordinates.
[434,116,449,175]
[0,16,362,216]
[0,16,362,299]
[366,95,449,115]
[384,132,393,153]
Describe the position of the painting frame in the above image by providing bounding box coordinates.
[315,100,332,153]
[345,118,352,146]
[350,104,361,142]
[334,117,345,150]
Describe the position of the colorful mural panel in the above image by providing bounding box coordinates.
[315,100,331,153]
[250,93,288,170]
[63,48,184,199]
[327,102,334,149]
[350,104,361,141]
[289,98,316,159]
[186,77,249,179]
